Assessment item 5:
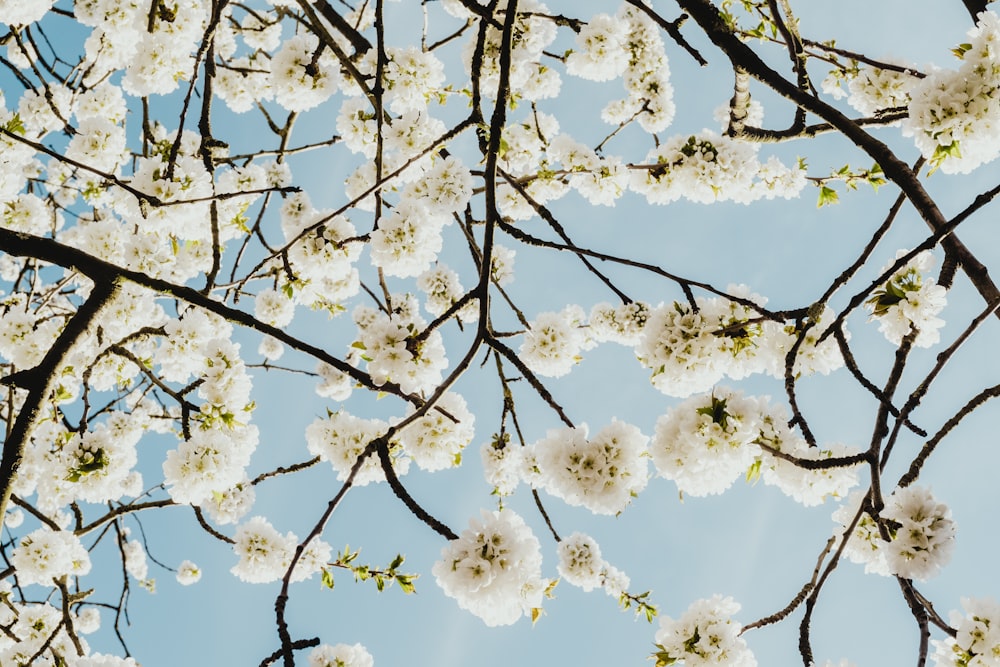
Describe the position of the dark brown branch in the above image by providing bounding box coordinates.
[961,0,991,22]
[623,1,707,65]
[676,0,1000,317]
[0,278,121,521]
[311,0,373,55]
[0,228,419,406]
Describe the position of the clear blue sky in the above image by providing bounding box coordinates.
[14,2,1000,666]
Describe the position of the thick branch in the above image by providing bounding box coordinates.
[0,278,121,520]
[0,228,418,406]
[675,0,1000,314]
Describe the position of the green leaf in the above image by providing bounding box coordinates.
[2,113,25,136]
[817,185,839,208]
[683,628,702,653]
[321,568,335,589]
[952,42,973,59]
[65,448,109,483]
[929,140,962,174]
[652,645,678,667]
[886,280,908,300]
[695,396,729,429]
[396,574,417,594]
[644,604,657,623]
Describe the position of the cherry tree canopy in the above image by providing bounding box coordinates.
[0,0,998,666]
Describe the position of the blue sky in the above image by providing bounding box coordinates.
[8,1,1000,666]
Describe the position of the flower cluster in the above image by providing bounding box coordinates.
[10,528,92,586]
[757,404,861,507]
[589,301,651,346]
[653,595,757,667]
[522,420,649,515]
[365,46,445,114]
[905,11,1000,172]
[650,389,764,497]
[480,435,523,497]
[395,392,475,472]
[568,5,675,132]
[514,290,845,395]
[0,600,107,666]
[555,531,632,601]
[0,0,54,26]
[652,389,860,501]
[556,532,605,592]
[635,288,843,398]
[630,132,806,205]
[866,250,947,348]
[176,560,202,586]
[231,516,331,584]
[278,191,362,315]
[880,485,956,581]
[432,509,549,627]
[636,299,742,398]
[369,200,448,278]
[271,34,339,112]
[163,425,259,506]
[832,486,956,581]
[822,59,919,120]
[931,597,1000,667]
[305,411,408,486]
[417,264,479,323]
[547,134,630,207]
[308,643,375,667]
[351,295,448,394]
[461,0,560,103]
[519,305,592,378]
[846,64,919,117]
[831,491,893,577]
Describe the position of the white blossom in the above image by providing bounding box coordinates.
[520,305,590,378]
[867,250,947,348]
[880,485,956,581]
[395,393,475,472]
[654,595,757,667]
[231,516,330,584]
[650,389,763,497]
[305,411,409,486]
[432,509,549,627]
[309,643,374,667]
[11,528,92,586]
[932,597,1000,667]
[176,560,202,585]
[556,533,604,592]
[525,420,649,515]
